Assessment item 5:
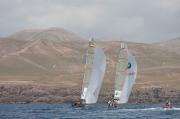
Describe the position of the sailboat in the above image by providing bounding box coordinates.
[108,43,137,107]
[72,38,106,107]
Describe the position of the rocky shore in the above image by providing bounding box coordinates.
[0,84,179,104]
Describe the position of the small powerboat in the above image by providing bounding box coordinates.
[161,101,174,110]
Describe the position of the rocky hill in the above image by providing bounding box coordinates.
[0,28,179,103]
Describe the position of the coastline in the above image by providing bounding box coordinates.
[0,84,179,104]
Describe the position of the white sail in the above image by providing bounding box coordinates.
[81,45,106,104]
[118,51,137,104]
[114,43,128,101]
[114,43,137,104]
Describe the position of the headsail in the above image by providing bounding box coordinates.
[118,51,137,103]
[114,43,137,104]
[81,38,106,104]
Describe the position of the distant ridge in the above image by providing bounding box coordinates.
[96,37,122,41]
[9,27,85,42]
[155,37,180,45]
[155,37,180,54]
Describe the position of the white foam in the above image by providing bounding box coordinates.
[173,108,180,110]
[159,107,180,111]
[119,107,180,112]
[119,107,158,112]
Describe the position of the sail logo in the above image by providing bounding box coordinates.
[114,90,121,98]
[127,62,131,69]
[126,69,135,75]
[126,62,135,75]
[127,71,135,75]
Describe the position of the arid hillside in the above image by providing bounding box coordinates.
[0,28,179,103]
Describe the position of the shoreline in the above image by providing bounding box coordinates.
[0,84,179,104]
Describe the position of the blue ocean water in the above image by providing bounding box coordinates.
[0,103,179,119]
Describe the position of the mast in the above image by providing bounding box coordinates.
[81,38,106,104]
[81,38,95,103]
[114,43,128,102]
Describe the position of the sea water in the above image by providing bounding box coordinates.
[0,103,179,119]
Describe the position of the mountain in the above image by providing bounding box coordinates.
[0,28,86,88]
[9,27,85,42]
[0,28,179,103]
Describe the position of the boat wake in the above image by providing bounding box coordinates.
[172,108,180,110]
[118,108,158,111]
[160,107,180,111]
[117,107,180,112]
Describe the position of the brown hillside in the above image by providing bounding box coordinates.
[0,28,179,103]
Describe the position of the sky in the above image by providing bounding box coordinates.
[0,0,180,43]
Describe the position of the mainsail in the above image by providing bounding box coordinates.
[114,43,128,101]
[114,43,137,104]
[81,39,106,104]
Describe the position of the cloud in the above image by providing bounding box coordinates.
[0,0,180,43]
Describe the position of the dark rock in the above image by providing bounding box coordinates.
[0,84,179,103]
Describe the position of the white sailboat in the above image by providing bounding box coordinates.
[113,43,137,104]
[80,38,106,104]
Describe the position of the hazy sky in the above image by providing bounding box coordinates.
[0,0,180,43]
